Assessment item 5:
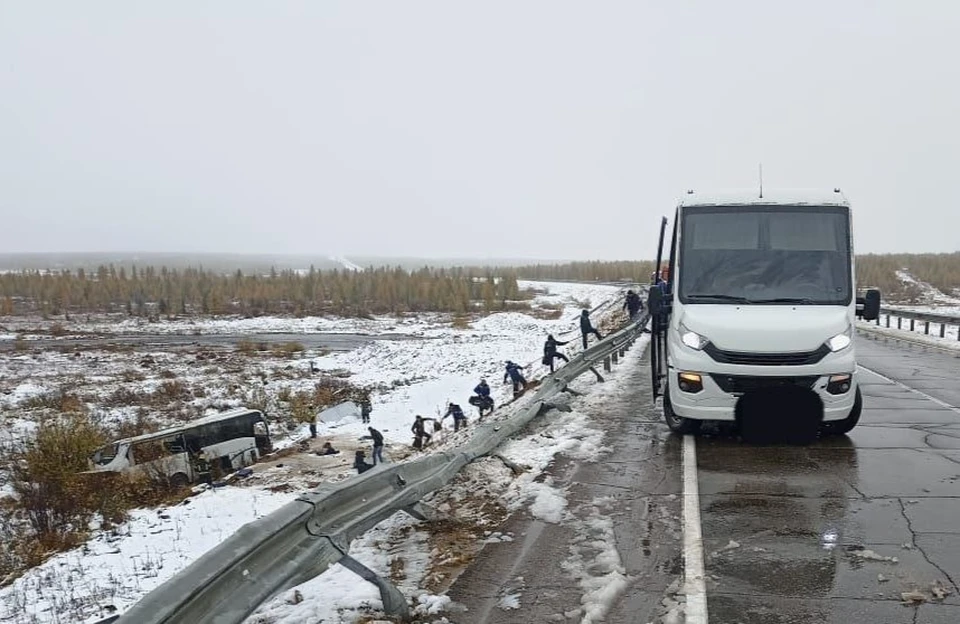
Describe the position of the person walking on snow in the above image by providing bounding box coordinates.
[411,415,432,450]
[470,379,494,417]
[359,393,372,424]
[443,402,468,432]
[579,309,603,349]
[361,426,385,464]
[504,360,527,397]
[543,334,570,373]
[623,290,643,320]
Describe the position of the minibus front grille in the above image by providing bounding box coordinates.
[710,374,819,394]
[703,343,830,366]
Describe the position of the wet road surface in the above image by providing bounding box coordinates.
[449,343,684,623]
[451,329,960,623]
[702,333,960,623]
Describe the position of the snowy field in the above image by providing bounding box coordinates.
[243,334,652,624]
[0,280,635,623]
[858,270,960,351]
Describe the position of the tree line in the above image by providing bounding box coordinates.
[1,254,957,318]
[514,261,656,283]
[0,265,523,317]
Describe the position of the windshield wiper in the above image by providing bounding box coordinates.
[685,294,752,304]
[748,297,817,304]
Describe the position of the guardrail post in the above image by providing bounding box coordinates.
[618,346,626,357]
[941,324,946,339]
[603,356,611,372]
[897,317,902,329]
[925,321,930,335]
[886,315,890,328]
[339,554,411,621]
[910,319,915,332]
[876,315,880,326]
[611,351,619,365]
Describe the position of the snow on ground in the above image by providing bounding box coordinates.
[0,486,298,624]
[246,333,651,624]
[857,319,960,352]
[893,270,960,307]
[0,281,630,623]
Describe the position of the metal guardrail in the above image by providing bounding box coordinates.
[117,313,649,624]
[869,307,960,341]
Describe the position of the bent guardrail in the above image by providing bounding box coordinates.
[117,313,649,624]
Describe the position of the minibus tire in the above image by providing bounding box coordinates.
[663,386,702,435]
[821,387,862,435]
[169,472,190,488]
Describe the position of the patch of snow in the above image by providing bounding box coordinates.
[561,497,632,624]
[0,486,297,623]
[894,270,960,306]
[497,592,521,610]
[857,321,960,352]
[850,548,899,563]
[525,480,567,523]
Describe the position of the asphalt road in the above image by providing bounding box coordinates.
[451,331,960,623]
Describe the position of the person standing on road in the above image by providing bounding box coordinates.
[504,360,527,397]
[363,426,385,464]
[579,309,603,349]
[543,334,570,373]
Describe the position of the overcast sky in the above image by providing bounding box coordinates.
[1,2,958,260]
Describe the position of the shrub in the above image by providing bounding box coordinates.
[11,414,106,543]
[272,341,305,357]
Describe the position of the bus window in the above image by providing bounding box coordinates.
[92,443,120,466]
[131,439,174,465]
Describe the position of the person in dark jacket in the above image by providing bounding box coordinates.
[470,379,494,417]
[623,290,643,319]
[579,309,603,349]
[411,415,432,449]
[359,394,372,424]
[543,334,570,372]
[362,426,385,464]
[354,450,373,474]
[443,402,468,432]
[504,360,527,397]
[321,441,339,455]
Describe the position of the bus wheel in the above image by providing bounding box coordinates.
[822,388,862,436]
[663,386,702,435]
[169,472,190,489]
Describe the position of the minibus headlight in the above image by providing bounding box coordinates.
[680,323,709,351]
[825,329,852,352]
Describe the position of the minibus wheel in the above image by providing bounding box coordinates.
[663,386,702,435]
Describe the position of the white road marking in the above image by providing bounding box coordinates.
[858,365,960,416]
[683,434,708,623]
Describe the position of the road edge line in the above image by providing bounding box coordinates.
[858,364,960,415]
[683,434,708,623]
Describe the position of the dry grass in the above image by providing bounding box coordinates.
[272,341,305,357]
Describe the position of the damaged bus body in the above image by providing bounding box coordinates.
[648,189,881,439]
[87,407,272,486]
